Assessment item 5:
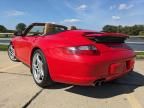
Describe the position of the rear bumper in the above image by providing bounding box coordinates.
[46,49,135,85]
[52,64,133,86]
[53,70,132,86]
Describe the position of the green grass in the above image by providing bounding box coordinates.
[135,51,144,55]
[136,55,144,59]
[135,52,144,59]
[0,45,8,51]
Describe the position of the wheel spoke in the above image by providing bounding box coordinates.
[33,64,38,70]
[10,51,14,56]
[36,55,42,64]
[37,71,41,80]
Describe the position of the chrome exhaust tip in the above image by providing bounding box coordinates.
[92,79,105,86]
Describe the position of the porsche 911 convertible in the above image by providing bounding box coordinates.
[8,23,135,88]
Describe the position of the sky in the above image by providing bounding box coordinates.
[0,0,144,31]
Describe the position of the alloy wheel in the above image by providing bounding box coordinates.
[32,53,44,83]
[8,44,17,61]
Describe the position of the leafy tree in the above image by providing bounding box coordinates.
[0,25,7,33]
[102,25,144,36]
[122,26,132,35]
[16,23,26,32]
[102,25,117,33]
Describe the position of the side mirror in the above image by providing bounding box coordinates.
[14,31,23,36]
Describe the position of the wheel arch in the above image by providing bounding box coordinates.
[30,47,40,64]
[30,47,48,67]
[10,41,12,44]
[29,47,40,73]
[9,41,13,46]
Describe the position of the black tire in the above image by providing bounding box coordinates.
[31,49,54,88]
[8,43,19,62]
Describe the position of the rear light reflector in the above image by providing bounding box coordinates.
[64,45,98,55]
[126,60,135,70]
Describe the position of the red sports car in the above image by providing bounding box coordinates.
[8,23,135,88]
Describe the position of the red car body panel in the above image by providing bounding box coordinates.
[12,29,135,86]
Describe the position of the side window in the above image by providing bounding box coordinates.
[46,26,67,35]
[26,25,45,36]
[55,26,66,33]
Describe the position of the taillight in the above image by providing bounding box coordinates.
[63,45,98,55]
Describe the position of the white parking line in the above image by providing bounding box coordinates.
[126,93,142,108]
[0,63,21,71]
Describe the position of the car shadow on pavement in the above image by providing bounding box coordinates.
[47,83,72,89]
[64,71,144,98]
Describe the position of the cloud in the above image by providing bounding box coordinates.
[112,16,120,20]
[5,10,25,16]
[63,19,81,23]
[118,4,134,10]
[110,3,134,10]
[76,4,87,10]
[110,5,116,10]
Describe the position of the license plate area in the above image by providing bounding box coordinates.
[109,62,126,75]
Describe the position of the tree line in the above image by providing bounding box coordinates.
[0,23,144,36]
[0,23,26,33]
[103,25,144,36]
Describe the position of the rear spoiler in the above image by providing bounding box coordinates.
[84,32,129,38]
